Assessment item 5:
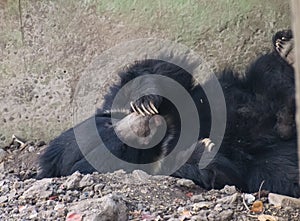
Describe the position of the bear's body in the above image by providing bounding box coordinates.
[37,30,299,197]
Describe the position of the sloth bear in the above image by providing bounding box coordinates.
[37,30,299,197]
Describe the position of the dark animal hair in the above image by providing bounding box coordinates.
[37,30,299,197]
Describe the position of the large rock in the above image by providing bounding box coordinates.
[68,194,128,221]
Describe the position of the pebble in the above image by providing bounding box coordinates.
[191,194,205,202]
[191,215,208,221]
[29,211,38,219]
[1,184,10,193]
[0,149,8,162]
[20,178,53,200]
[216,193,238,205]
[94,183,105,192]
[78,174,94,188]
[220,185,237,195]
[12,181,21,190]
[0,196,8,203]
[131,170,151,182]
[54,203,65,211]
[214,203,223,212]
[193,202,213,211]
[218,210,233,220]
[244,193,255,204]
[63,171,82,190]
[28,146,35,152]
[268,193,300,208]
[12,207,19,214]
[176,178,195,188]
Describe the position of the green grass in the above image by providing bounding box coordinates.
[7,0,20,16]
[0,0,23,47]
[77,0,274,46]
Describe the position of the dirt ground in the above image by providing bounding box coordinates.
[0,1,298,220]
[0,0,291,145]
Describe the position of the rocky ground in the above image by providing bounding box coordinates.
[0,139,300,220]
[0,1,298,220]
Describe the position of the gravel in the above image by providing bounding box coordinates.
[0,140,299,220]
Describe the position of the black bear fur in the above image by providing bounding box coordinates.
[37,30,299,197]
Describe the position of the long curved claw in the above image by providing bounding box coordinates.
[201,138,215,152]
[141,103,152,115]
[275,39,294,66]
[136,106,146,116]
[275,40,282,50]
[149,101,159,114]
[130,101,138,113]
[147,104,156,115]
